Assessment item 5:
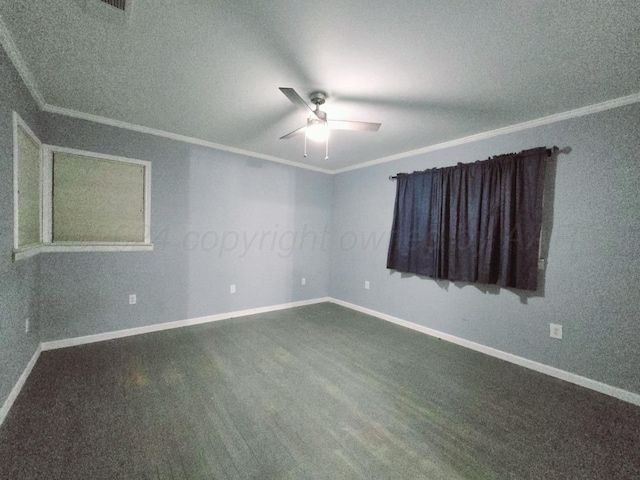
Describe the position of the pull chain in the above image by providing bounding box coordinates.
[325,132,329,160]
[302,124,329,159]
[303,129,307,157]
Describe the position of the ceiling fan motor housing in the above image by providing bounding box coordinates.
[278,87,380,147]
[310,91,326,106]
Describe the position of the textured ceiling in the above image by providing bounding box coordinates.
[1,0,639,171]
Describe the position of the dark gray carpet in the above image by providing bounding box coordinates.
[1,303,639,479]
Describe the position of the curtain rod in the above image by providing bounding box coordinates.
[389,146,560,180]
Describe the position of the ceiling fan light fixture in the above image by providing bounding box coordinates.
[278,87,379,160]
[305,118,329,142]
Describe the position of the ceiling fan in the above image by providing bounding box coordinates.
[279,87,381,159]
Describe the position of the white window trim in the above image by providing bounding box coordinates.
[43,145,153,249]
[12,121,153,260]
[13,111,43,258]
[40,243,154,253]
[15,243,153,260]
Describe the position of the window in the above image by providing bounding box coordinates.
[48,149,150,244]
[13,112,42,255]
[387,147,548,291]
[41,146,152,252]
[13,112,152,260]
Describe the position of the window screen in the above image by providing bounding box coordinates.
[52,152,146,243]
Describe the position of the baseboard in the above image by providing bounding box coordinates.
[41,297,331,351]
[3,298,330,427]
[6,296,637,432]
[329,298,640,407]
[0,344,42,428]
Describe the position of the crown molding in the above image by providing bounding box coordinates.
[41,103,333,174]
[0,13,330,175]
[332,91,640,174]
[0,13,46,108]
[2,13,638,176]
[44,91,640,176]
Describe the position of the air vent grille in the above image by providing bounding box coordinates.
[99,0,126,11]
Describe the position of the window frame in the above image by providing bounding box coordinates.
[42,145,153,252]
[13,112,43,259]
[12,111,153,261]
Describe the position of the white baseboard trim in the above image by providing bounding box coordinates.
[0,344,42,428]
[41,297,331,351]
[329,298,640,407]
[5,297,637,431]
[2,298,329,426]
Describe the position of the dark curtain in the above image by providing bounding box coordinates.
[387,147,547,290]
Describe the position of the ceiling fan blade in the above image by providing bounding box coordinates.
[279,125,306,139]
[329,120,381,132]
[279,87,322,120]
[280,87,313,112]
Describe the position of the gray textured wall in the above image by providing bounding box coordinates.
[37,114,332,341]
[330,103,640,395]
[0,47,43,410]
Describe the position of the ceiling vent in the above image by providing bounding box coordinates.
[83,0,134,24]
[99,0,127,11]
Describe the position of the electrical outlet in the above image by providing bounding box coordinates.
[301,277,306,285]
[25,317,30,334]
[550,323,563,339]
[364,281,370,290]
[230,284,236,294]
[129,294,137,305]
